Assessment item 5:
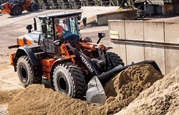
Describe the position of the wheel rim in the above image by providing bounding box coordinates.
[19,64,28,83]
[57,74,69,94]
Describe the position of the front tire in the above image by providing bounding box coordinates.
[52,62,86,98]
[17,56,42,87]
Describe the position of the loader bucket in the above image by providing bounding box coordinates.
[66,44,161,105]
[86,76,106,105]
[98,60,161,85]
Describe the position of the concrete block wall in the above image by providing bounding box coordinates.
[108,20,179,75]
[125,20,144,64]
[96,9,137,26]
[164,22,179,73]
[108,20,127,64]
[143,22,166,73]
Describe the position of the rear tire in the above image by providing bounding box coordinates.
[83,37,92,43]
[30,3,39,11]
[17,56,42,87]
[52,62,86,98]
[12,5,22,15]
[107,52,124,67]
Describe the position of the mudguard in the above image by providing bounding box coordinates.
[50,57,71,76]
[14,46,42,77]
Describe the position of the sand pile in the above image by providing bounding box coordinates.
[103,64,163,114]
[8,64,163,115]
[116,66,179,115]
[0,90,18,104]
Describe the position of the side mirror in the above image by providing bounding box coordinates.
[97,33,105,44]
[26,24,32,33]
[98,33,105,39]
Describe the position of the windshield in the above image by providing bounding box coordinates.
[54,17,79,35]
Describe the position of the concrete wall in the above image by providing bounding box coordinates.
[96,10,137,26]
[125,20,144,64]
[109,20,179,75]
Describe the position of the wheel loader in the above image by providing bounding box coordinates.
[8,12,161,105]
[0,0,39,15]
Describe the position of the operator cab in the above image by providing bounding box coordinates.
[37,12,82,54]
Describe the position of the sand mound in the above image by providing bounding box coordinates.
[8,64,163,115]
[116,67,179,115]
[103,64,163,114]
[0,90,18,104]
[8,85,103,115]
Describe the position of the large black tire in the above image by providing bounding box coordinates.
[83,37,92,43]
[30,3,39,11]
[52,62,86,98]
[17,56,42,87]
[12,5,22,15]
[107,52,124,67]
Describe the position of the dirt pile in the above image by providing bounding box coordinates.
[8,85,103,115]
[0,90,19,104]
[116,66,179,115]
[104,64,163,114]
[8,64,163,115]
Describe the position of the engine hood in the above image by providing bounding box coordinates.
[17,30,41,46]
[25,30,41,43]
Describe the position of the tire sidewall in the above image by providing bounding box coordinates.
[13,5,22,15]
[31,3,39,11]
[17,57,33,87]
[53,66,74,96]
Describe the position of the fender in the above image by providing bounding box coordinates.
[14,46,42,77]
[50,57,71,83]
[50,57,71,76]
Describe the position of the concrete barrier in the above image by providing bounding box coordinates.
[144,21,164,42]
[125,20,145,64]
[165,22,179,43]
[109,19,179,75]
[80,7,137,26]
[96,9,137,26]
[108,20,125,39]
[165,22,179,73]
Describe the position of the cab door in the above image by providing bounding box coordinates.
[40,19,55,55]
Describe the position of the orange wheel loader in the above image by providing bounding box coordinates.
[8,12,161,105]
[0,0,39,15]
